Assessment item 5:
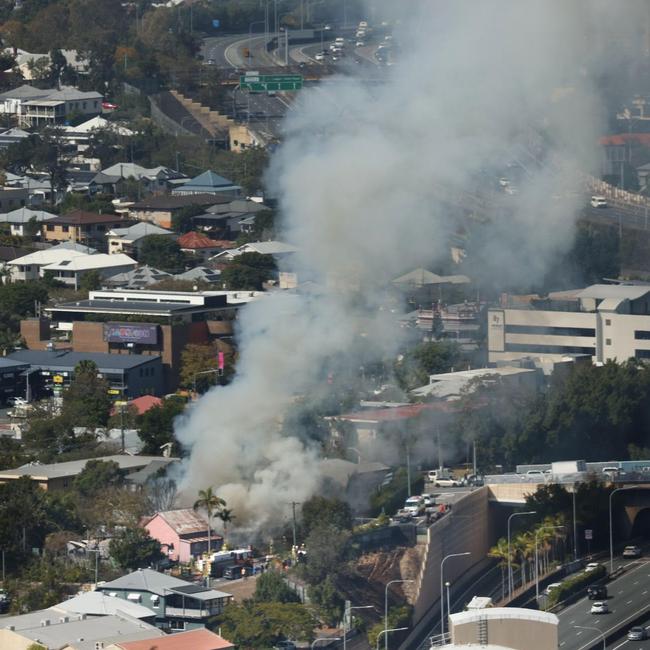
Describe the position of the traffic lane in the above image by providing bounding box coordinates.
[559,560,650,650]
[225,35,274,69]
[202,35,246,67]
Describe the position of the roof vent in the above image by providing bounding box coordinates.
[40,619,50,626]
[59,616,69,623]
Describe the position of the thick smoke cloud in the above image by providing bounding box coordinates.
[175,1,642,532]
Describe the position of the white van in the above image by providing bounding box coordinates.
[590,196,608,208]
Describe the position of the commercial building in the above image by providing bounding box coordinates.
[488,284,650,364]
[22,289,248,391]
[0,454,177,491]
[0,357,29,406]
[449,608,559,650]
[6,349,164,400]
[98,568,232,632]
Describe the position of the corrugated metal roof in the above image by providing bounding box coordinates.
[157,508,210,535]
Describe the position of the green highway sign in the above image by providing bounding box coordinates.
[240,73,303,92]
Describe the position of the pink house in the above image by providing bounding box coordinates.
[143,509,223,563]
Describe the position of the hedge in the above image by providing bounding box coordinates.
[547,564,607,607]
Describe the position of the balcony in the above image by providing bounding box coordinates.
[165,605,222,618]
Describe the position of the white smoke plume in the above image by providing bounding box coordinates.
[175,1,644,533]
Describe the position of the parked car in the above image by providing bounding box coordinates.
[403,495,425,516]
[591,601,609,614]
[628,627,647,641]
[584,562,601,572]
[422,493,436,507]
[587,584,608,600]
[623,545,642,558]
[590,195,608,208]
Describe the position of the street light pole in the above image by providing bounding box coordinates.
[535,525,564,601]
[440,552,470,636]
[507,511,536,597]
[376,627,408,650]
[609,487,635,572]
[343,605,374,650]
[574,626,606,650]
[249,20,266,64]
[572,488,578,561]
[445,581,451,622]
[385,580,413,650]
[193,368,220,396]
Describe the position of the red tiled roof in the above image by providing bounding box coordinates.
[113,628,234,650]
[599,133,650,147]
[49,209,127,225]
[129,395,162,415]
[177,231,221,249]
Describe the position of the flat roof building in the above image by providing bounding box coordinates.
[489,283,650,365]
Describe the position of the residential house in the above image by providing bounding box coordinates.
[0,126,30,149]
[107,628,235,650]
[129,194,225,229]
[41,252,138,289]
[0,610,163,650]
[22,86,103,127]
[42,210,129,248]
[62,115,134,150]
[91,163,184,196]
[0,186,27,212]
[107,222,175,256]
[55,590,157,622]
[98,568,232,631]
[0,83,51,119]
[177,231,223,262]
[0,245,33,276]
[192,198,268,238]
[171,170,241,197]
[5,48,88,81]
[0,454,177,491]
[7,246,91,282]
[0,207,57,236]
[143,509,223,562]
[211,240,297,263]
[174,266,222,285]
[103,265,171,289]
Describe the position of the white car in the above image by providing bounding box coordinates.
[544,582,562,596]
[403,496,425,516]
[359,21,368,28]
[591,601,609,614]
[421,493,436,507]
[432,477,460,488]
[356,40,365,47]
[315,52,326,61]
[590,195,608,208]
[585,562,601,573]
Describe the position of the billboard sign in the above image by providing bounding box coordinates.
[104,323,158,345]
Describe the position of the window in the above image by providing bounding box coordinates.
[46,225,54,232]
[606,338,611,345]
[505,343,596,355]
[127,593,141,602]
[505,324,596,337]
[62,226,69,233]
[635,331,650,340]
[636,350,650,359]
[605,319,611,326]
[82,102,86,109]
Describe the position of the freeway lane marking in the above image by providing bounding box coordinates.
[561,643,566,647]
[619,591,625,594]
[634,581,640,585]
[575,602,650,650]
[628,601,634,605]
[577,631,583,636]
[612,641,628,650]
[571,621,576,624]
[644,591,649,595]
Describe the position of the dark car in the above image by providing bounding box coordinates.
[587,584,608,600]
[628,627,647,641]
[223,564,253,580]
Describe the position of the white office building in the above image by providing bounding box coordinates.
[488,284,650,365]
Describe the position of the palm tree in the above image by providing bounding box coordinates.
[218,508,235,543]
[488,538,512,601]
[193,487,226,555]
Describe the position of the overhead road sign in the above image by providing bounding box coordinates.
[240,73,303,92]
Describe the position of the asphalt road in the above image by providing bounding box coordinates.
[559,560,650,650]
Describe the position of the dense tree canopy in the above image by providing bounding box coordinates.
[137,395,186,455]
[109,526,163,570]
[138,235,186,273]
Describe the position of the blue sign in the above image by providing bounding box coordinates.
[212,19,220,28]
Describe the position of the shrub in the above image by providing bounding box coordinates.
[547,564,607,606]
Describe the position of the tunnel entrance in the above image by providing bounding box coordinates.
[630,507,650,538]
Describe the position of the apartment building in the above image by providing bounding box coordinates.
[488,284,650,365]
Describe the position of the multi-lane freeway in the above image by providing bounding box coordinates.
[556,557,650,650]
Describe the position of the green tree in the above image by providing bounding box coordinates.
[395,341,463,390]
[138,235,185,272]
[220,263,267,290]
[301,496,352,538]
[215,601,316,648]
[137,395,185,455]
[193,487,225,554]
[172,205,205,234]
[79,269,102,292]
[62,360,111,428]
[180,342,232,393]
[73,459,125,496]
[254,570,300,604]
[308,575,344,626]
[301,523,350,585]
[367,605,411,648]
[218,507,234,541]
[109,526,163,570]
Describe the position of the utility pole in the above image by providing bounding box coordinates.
[406,441,412,497]
[290,501,300,549]
[120,403,125,454]
[472,439,477,476]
